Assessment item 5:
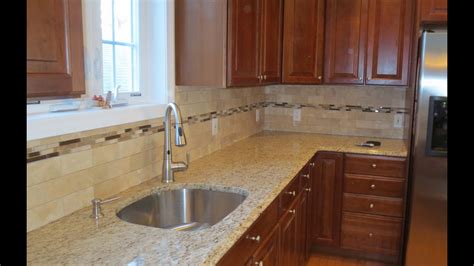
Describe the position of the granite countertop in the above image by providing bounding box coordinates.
[27,131,408,265]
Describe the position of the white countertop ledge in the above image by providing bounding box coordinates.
[27,103,166,141]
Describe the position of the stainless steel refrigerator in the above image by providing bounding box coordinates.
[404,30,447,265]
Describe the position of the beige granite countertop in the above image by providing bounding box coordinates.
[27,131,407,265]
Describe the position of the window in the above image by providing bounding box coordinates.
[100,0,139,95]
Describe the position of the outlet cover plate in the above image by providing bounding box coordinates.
[293,109,301,122]
[212,117,218,136]
[394,113,404,128]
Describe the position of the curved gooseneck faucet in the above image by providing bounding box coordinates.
[162,103,188,183]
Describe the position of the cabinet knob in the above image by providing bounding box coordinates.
[309,162,315,167]
[255,261,263,266]
[263,75,267,80]
[302,174,310,179]
[289,209,296,214]
[285,191,296,196]
[371,163,377,168]
[246,235,261,242]
[368,232,373,237]
[359,77,363,81]
[370,184,376,189]
[258,75,262,81]
[318,76,322,80]
[305,188,311,192]
[369,203,374,209]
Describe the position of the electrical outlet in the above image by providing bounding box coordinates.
[211,117,218,136]
[293,109,301,122]
[256,109,260,122]
[394,113,404,128]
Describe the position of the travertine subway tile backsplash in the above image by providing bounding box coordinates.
[27,84,409,232]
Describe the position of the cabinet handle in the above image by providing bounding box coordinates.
[359,77,363,81]
[305,188,311,192]
[370,184,376,189]
[258,75,262,81]
[368,232,373,237]
[254,261,263,266]
[246,235,261,242]
[371,163,377,168]
[289,209,296,214]
[285,191,296,196]
[263,75,267,80]
[369,203,374,209]
[302,174,310,179]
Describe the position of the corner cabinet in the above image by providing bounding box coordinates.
[27,0,85,99]
[324,0,414,86]
[311,152,343,247]
[176,0,282,87]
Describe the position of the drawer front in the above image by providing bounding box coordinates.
[344,174,405,198]
[344,154,406,178]
[341,212,402,256]
[343,193,403,217]
[280,176,300,212]
[218,197,279,265]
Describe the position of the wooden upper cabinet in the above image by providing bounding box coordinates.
[366,0,414,85]
[420,0,447,23]
[227,0,261,86]
[27,0,85,99]
[324,0,368,84]
[324,0,414,86]
[282,0,325,84]
[311,151,343,247]
[259,0,283,84]
[176,0,281,87]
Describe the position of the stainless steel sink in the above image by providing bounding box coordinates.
[117,188,247,231]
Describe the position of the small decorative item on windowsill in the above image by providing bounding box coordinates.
[92,95,107,108]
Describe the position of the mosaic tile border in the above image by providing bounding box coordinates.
[26,101,409,163]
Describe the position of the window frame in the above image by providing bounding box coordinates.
[27,0,176,141]
[101,0,141,98]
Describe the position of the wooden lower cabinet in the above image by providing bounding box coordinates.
[280,199,299,266]
[218,152,407,265]
[249,225,280,266]
[311,152,344,247]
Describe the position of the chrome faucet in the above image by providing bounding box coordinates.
[162,102,188,183]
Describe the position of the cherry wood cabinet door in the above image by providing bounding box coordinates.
[259,0,283,84]
[282,0,325,84]
[365,0,414,86]
[324,0,368,84]
[420,0,447,23]
[250,225,280,266]
[27,0,85,99]
[227,0,261,86]
[280,203,298,266]
[297,189,309,265]
[311,152,344,247]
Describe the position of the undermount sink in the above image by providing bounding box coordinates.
[117,188,247,231]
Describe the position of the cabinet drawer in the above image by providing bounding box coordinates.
[344,154,406,178]
[280,176,300,212]
[344,174,405,198]
[341,212,402,256]
[218,196,279,265]
[343,193,403,217]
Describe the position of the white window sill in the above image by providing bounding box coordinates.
[27,103,166,141]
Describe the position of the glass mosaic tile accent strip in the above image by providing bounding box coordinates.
[26,101,409,163]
